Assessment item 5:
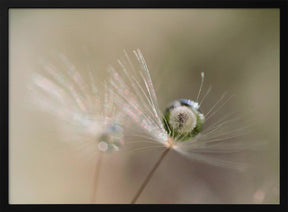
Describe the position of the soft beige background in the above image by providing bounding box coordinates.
[10,9,279,204]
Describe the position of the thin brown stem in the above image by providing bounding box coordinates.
[91,152,103,203]
[130,147,171,204]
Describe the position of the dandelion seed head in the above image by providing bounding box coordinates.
[169,106,197,133]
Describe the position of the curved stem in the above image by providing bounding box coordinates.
[91,152,103,203]
[130,147,171,204]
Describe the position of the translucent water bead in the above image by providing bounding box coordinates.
[97,123,124,153]
[163,99,205,141]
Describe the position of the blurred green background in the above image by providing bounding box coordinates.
[9,9,279,204]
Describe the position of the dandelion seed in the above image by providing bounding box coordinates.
[27,54,125,203]
[107,49,265,203]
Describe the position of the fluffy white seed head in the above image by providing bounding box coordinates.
[169,106,197,134]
